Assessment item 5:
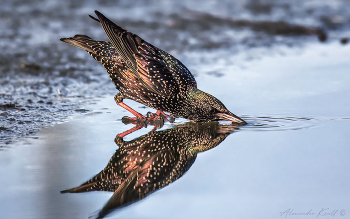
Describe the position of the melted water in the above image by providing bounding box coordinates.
[1,0,350,219]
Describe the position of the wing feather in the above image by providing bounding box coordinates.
[94,10,197,97]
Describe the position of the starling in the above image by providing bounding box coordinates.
[60,121,237,218]
[61,10,246,124]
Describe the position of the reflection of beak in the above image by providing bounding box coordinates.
[216,113,247,124]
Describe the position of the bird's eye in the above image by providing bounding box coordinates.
[209,108,217,115]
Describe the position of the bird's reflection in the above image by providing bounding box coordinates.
[61,121,239,218]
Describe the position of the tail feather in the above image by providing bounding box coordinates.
[89,14,100,22]
[60,183,94,193]
[60,34,116,63]
[60,35,95,53]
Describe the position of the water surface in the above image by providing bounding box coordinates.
[1,0,350,218]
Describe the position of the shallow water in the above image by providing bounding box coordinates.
[1,42,350,218]
[1,0,350,218]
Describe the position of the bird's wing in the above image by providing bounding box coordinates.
[94,10,197,96]
[94,11,139,73]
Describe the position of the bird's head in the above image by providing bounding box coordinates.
[185,89,246,124]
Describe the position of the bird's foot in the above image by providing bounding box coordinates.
[121,115,146,123]
[118,111,175,138]
[121,115,164,128]
[116,99,175,123]
[146,110,175,123]
[118,115,165,138]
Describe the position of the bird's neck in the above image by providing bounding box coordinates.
[187,88,206,100]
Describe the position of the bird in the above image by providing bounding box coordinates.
[60,121,237,218]
[60,10,246,124]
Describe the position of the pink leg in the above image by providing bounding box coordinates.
[114,93,174,123]
[156,110,168,117]
[117,124,144,138]
[117,102,145,119]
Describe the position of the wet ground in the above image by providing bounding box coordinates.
[1,0,350,218]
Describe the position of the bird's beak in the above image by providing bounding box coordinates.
[216,113,247,124]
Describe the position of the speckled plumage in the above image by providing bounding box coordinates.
[60,122,236,218]
[61,11,245,124]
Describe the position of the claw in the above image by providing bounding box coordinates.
[148,110,175,123]
[121,116,148,127]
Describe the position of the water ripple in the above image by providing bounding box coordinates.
[241,115,319,131]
